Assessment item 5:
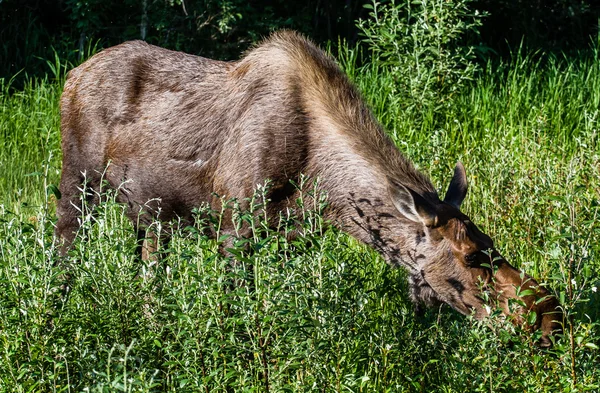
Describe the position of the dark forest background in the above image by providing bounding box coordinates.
[1,0,599,82]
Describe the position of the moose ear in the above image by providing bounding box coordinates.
[444,162,468,209]
[389,182,438,227]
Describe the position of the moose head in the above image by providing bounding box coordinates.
[389,163,562,346]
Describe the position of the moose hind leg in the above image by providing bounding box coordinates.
[55,167,102,256]
[55,199,81,255]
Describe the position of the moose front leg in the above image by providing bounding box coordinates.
[139,229,161,262]
[408,272,443,317]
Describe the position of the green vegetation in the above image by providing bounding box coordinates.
[1,0,600,387]
[1,43,599,391]
[0,0,368,82]
[3,0,599,82]
[357,0,484,114]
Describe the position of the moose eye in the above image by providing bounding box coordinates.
[464,250,495,269]
[464,253,480,266]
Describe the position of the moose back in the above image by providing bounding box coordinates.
[56,31,562,345]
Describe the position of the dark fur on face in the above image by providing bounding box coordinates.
[56,31,562,345]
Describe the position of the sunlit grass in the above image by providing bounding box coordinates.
[0,46,598,391]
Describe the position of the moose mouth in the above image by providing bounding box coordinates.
[417,259,563,346]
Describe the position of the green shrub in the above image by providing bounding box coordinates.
[357,0,485,117]
[1,35,600,392]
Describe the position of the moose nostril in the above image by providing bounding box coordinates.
[537,335,553,348]
[447,278,465,293]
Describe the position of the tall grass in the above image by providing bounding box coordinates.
[0,76,62,213]
[0,45,599,391]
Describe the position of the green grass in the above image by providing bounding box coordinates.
[0,47,599,392]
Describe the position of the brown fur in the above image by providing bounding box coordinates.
[56,31,562,345]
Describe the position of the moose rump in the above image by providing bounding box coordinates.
[56,31,562,345]
[57,35,311,253]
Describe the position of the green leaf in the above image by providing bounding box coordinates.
[47,184,62,199]
[517,289,535,297]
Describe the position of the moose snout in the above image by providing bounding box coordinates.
[421,254,563,347]
[492,261,563,347]
[531,294,563,348]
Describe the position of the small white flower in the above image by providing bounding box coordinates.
[571,279,577,285]
[485,305,492,315]
[592,286,597,293]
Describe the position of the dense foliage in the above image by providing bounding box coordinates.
[357,0,484,116]
[1,0,599,81]
[1,0,599,391]
[1,41,599,391]
[475,0,600,54]
[0,0,368,81]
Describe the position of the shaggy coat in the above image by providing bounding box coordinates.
[57,31,562,346]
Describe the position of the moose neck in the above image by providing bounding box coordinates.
[288,46,438,272]
[308,117,436,274]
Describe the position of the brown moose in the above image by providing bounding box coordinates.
[56,31,562,346]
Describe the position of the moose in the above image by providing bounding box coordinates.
[56,31,562,346]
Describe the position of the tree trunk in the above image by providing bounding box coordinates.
[141,0,148,40]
